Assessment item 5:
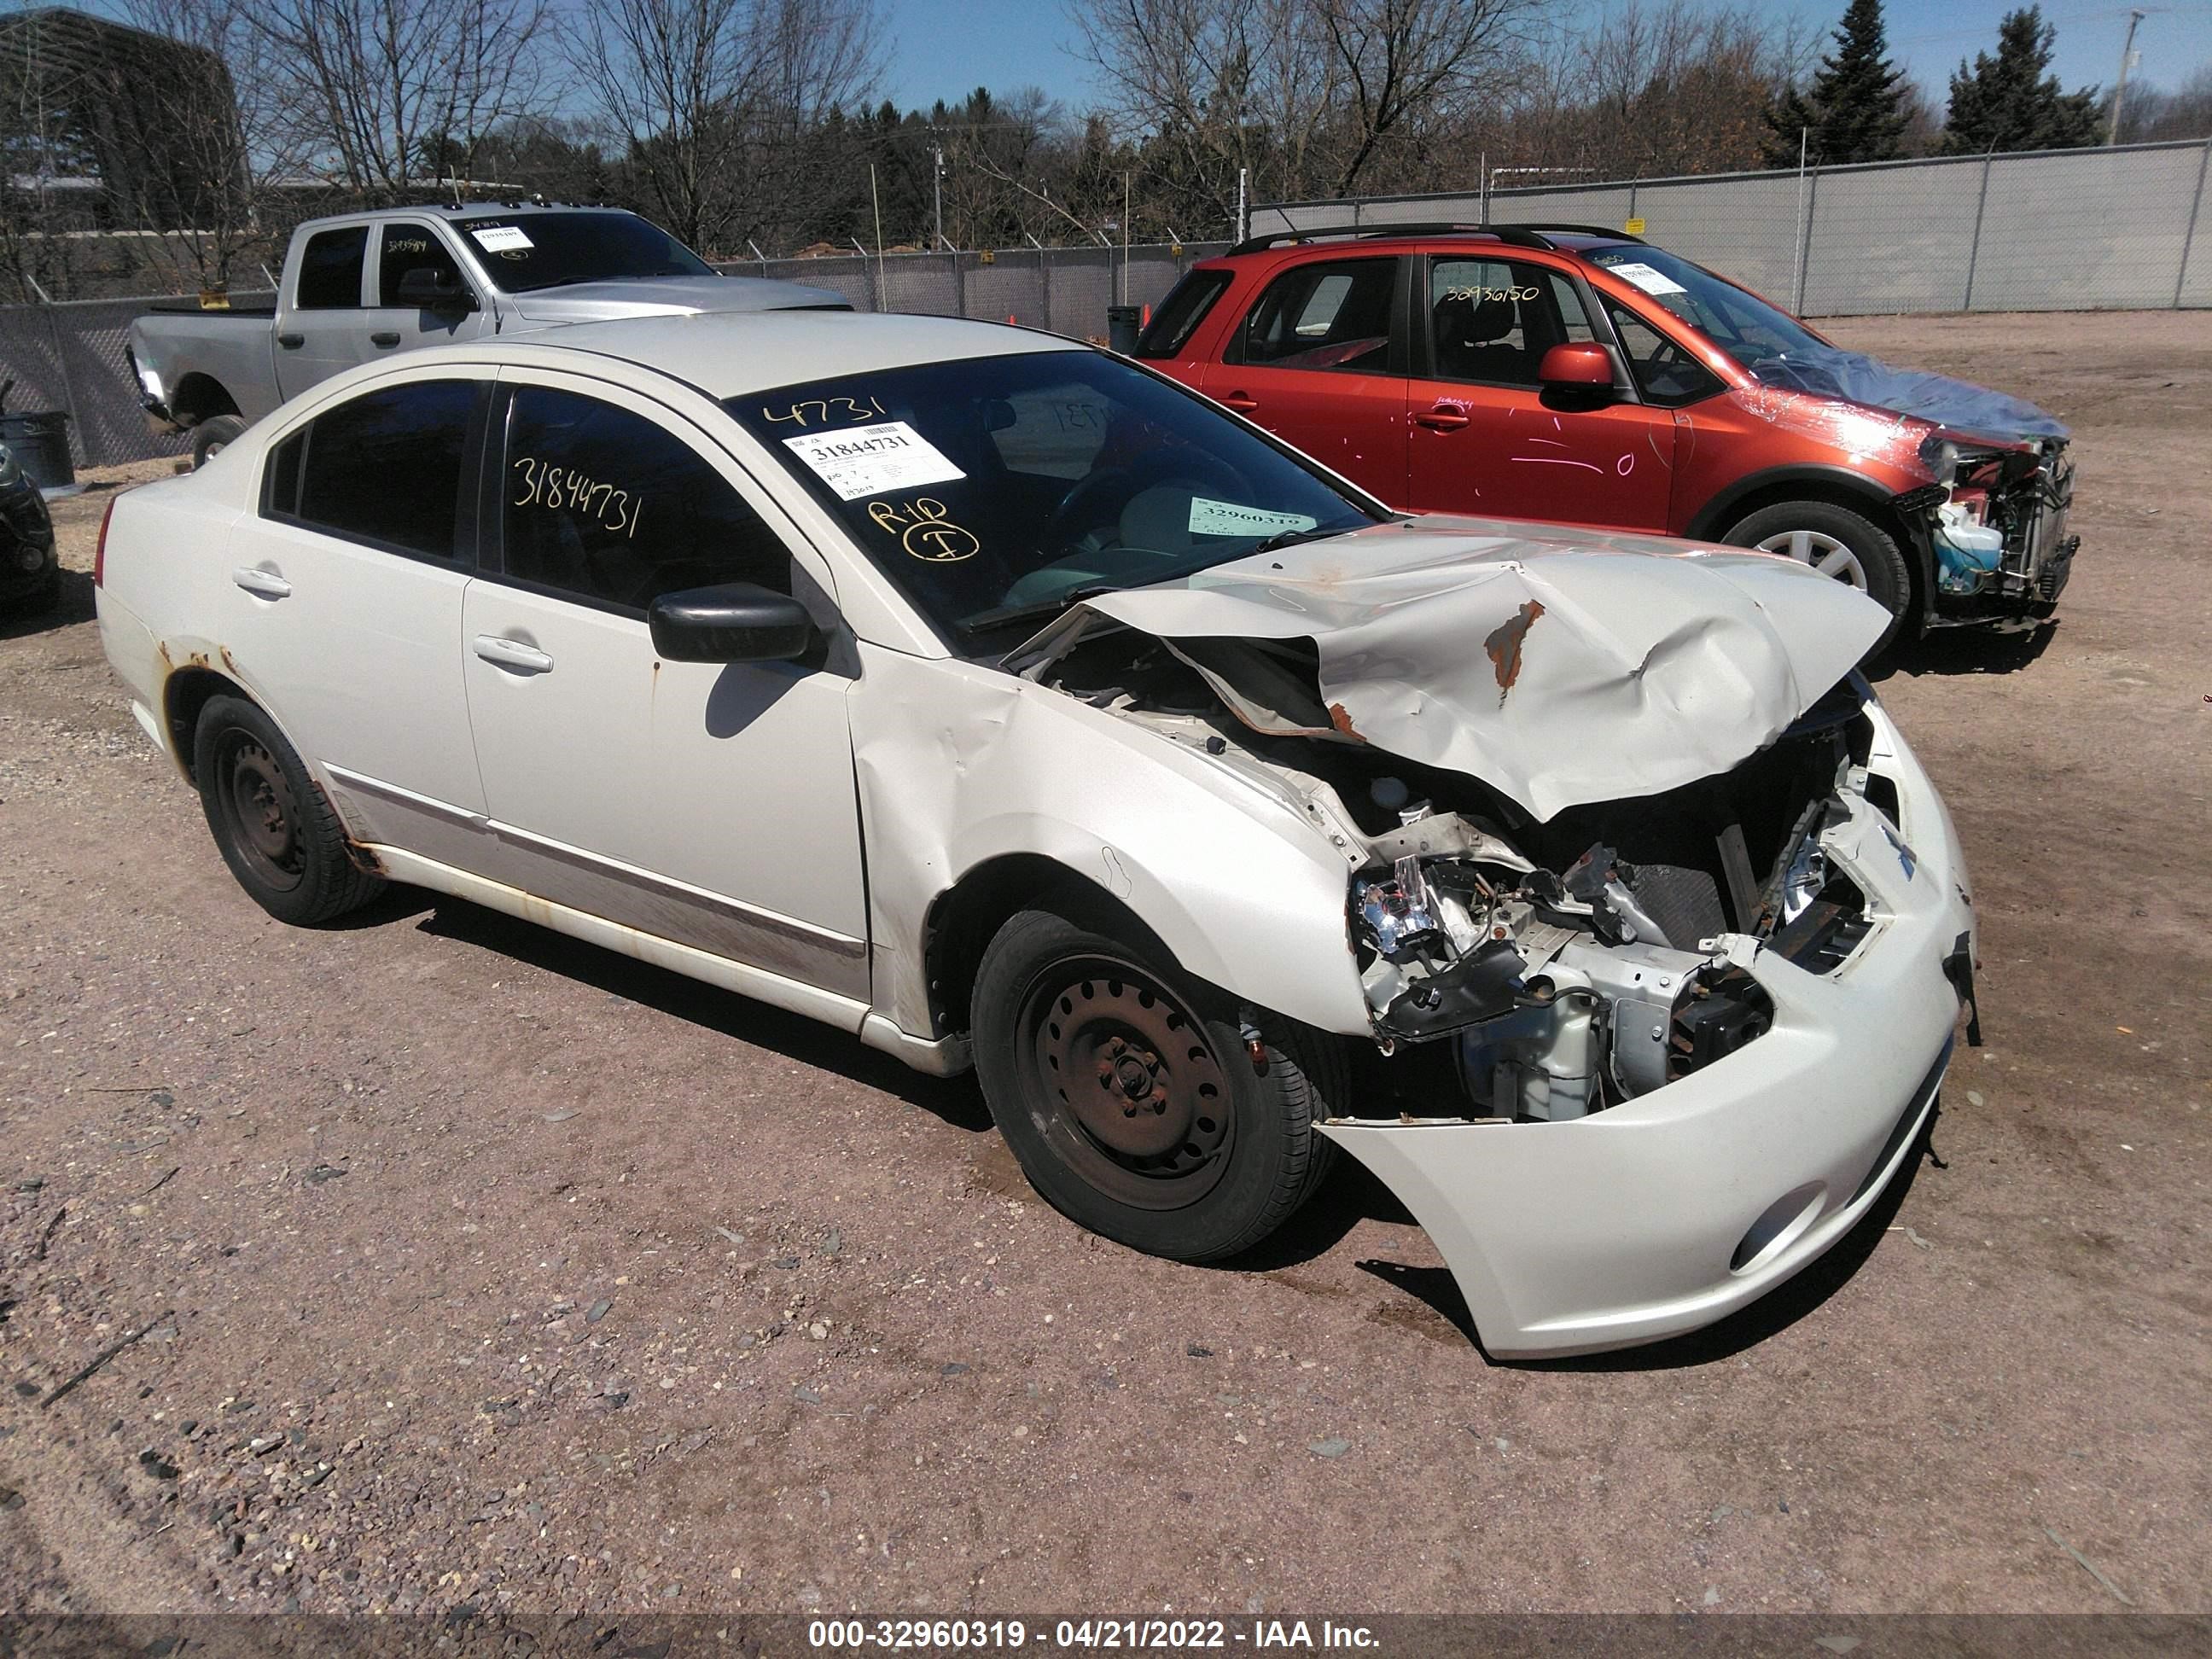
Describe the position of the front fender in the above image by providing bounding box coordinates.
[850,646,1373,1043]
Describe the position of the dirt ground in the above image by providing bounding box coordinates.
[0,311,2204,1623]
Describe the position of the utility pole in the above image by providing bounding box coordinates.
[933,143,946,252]
[2108,9,2146,145]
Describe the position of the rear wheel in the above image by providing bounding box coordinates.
[190,414,247,469]
[972,907,1343,1263]
[1723,498,1912,657]
[193,695,383,925]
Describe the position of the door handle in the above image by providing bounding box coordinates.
[1415,402,1471,431]
[276,333,304,349]
[370,331,401,348]
[231,566,292,599]
[473,635,554,674]
[1220,391,1260,412]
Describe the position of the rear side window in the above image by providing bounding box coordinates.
[498,386,792,612]
[295,227,368,310]
[376,222,461,305]
[1234,259,1396,373]
[271,379,477,559]
[1134,271,1231,359]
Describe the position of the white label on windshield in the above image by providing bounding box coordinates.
[1607,260,1687,296]
[1188,498,1318,538]
[783,421,965,501]
[470,225,534,252]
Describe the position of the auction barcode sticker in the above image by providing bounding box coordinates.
[1187,498,1317,538]
[470,225,534,252]
[1606,260,1687,297]
[783,421,966,501]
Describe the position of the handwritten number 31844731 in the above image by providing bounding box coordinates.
[512,456,640,539]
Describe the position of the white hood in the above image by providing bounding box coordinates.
[506,274,847,323]
[1066,516,1886,822]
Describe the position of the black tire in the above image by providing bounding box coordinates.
[191,414,247,469]
[1722,498,1912,657]
[972,907,1345,1263]
[192,695,384,925]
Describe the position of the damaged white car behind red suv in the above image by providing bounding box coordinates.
[94,312,1979,1357]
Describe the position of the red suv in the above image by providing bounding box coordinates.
[1138,224,2077,653]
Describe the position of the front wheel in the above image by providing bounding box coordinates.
[1723,499,1912,657]
[971,907,1344,1263]
[193,695,384,925]
[190,414,247,469]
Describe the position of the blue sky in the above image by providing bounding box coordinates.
[878,0,2212,118]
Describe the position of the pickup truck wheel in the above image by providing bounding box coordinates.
[1723,499,1911,656]
[972,908,1344,1264]
[190,415,247,469]
[193,695,384,925]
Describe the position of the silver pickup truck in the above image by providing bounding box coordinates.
[129,203,847,465]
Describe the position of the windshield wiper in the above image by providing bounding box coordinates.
[1248,521,1366,557]
[957,581,1124,635]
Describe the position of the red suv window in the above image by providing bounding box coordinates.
[1231,258,1397,373]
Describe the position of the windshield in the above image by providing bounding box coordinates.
[1586,245,1828,377]
[727,350,1383,645]
[455,212,714,294]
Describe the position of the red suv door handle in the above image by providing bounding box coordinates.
[1220,391,1260,412]
[1415,402,1471,431]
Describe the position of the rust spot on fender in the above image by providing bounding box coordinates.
[1326,701,1366,742]
[218,645,237,674]
[1483,600,1545,702]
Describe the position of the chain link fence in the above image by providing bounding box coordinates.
[0,242,1227,469]
[1250,137,2212,318]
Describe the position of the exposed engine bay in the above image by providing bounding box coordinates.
[1905,434,2077,625]
[1032,623,1887,1123]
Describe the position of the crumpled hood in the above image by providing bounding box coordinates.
[507,275,846,323]
[1069,517,1887,823]
[1749,344,2067,445]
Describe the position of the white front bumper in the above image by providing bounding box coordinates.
[1321,705,1976,1359]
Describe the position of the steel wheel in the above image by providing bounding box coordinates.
[216,732,306,892]
[1017,952,1234,1211]
[1755,526,1869,589]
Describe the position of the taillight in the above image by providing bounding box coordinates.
[94,497,116,587]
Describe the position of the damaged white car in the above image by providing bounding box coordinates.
[94,313,1979,1357]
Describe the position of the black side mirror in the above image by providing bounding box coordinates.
[396,267,478,313]
[649,582,817,663]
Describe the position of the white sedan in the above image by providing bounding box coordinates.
[94,311,1978,1357]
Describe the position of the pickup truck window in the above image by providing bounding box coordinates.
[452,212,713,295]
[498,387,792,611]
[269,379,477,561]
[376,222,462,305]
[296,226,369,310]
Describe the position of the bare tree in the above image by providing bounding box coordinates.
[253,0,554,203]
[570,0,881,254]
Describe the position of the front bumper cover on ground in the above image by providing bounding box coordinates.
[1319,706,1976,1359]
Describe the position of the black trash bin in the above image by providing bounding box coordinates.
[1106,304,1144,355]
[0,410,76,494]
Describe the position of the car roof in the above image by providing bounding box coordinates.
[1210,224,1639,264]
[413,310,1082,399]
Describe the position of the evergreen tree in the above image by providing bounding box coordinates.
[1761,0,1912,166]
[1941,8,2103,153]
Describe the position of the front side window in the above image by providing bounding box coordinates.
[375,222,462,305]
[726,349,1382,646]
[1601,299,1722,405]
[271,379,475,559]
[1134,270,1231,359]
[295,226,368,310]
[1235,259,1396,373]
[453,212,713,295]
[500,387,791,611]
[1425,258,1595,387]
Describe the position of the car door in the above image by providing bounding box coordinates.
[1406,254,1678,531]
[219,371,490,870]
[276,224,374,400]
[1205,256,1409,504]
[366,220,491,358]
[461,369,870,998]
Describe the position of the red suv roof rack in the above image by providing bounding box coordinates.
[1224,222,1643,258]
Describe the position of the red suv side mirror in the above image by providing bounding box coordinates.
[1538,341,1615,391]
